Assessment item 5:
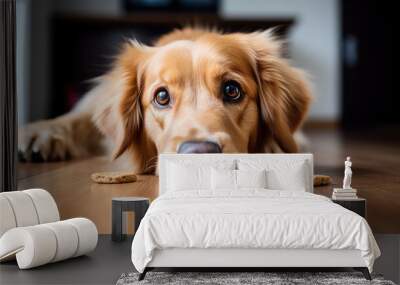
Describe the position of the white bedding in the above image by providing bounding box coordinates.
[131,190,380,273]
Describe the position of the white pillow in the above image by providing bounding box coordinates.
[166,160,236,191]
[211,168,236,190]
[236,169,267,188]
[167,162,210,191]
[211,169,267,190]
[238,159,309,191]
[266,162,307,191]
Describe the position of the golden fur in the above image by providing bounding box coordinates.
[19,28,312,174]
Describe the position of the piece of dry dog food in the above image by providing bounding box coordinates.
[313,174,332,187]
[91,171,137,184]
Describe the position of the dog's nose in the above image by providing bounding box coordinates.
[177,141,222,154]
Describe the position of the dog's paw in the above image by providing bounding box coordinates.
[18,120,73,162]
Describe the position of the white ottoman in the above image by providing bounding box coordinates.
[0,189,98,269]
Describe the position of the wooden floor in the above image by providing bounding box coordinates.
[17,128,400,234]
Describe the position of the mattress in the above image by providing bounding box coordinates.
[131,190,380,273]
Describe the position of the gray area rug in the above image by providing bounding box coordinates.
[116,272,395,285]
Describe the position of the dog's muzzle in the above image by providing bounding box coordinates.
[177,141,222,154]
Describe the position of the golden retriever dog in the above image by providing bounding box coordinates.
[19,27,312,174]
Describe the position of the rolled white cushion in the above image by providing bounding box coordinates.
[0,191,39,227]
[0,196,17,237]
[0,226,57,269]
[0,218,98,269]
[42,221,79,262]
[23,189,60,223]
[64,218,98,257]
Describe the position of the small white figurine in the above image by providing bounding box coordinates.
[343,156,352,189]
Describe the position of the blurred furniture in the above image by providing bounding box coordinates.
[112,197,150,242]
[332,198,366,218]
[50,13,294,117]
[124,0,218,13]
[342,0,396,128]
[0,0,17,192]
[0,189,98,269]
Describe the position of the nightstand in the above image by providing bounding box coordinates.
[112,197,150,242]
[332,198,366,218]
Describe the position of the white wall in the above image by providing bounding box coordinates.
[222,0,341,121]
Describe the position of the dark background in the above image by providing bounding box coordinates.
[16,0,396,130]
[50,14,292,118]
[341,0,395,129]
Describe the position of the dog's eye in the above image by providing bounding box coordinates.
[222,81,242,103]
[154,88,170,107]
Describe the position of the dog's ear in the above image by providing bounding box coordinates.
[245,30,312,153]
[93,41,155,173]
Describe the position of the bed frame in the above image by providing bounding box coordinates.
[140,248,370,280]
[140,154,371,281]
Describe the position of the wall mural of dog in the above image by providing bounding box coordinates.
[19,28,312,175]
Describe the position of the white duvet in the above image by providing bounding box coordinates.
[131,190,380,273]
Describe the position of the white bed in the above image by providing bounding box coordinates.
[131,154,380,280]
